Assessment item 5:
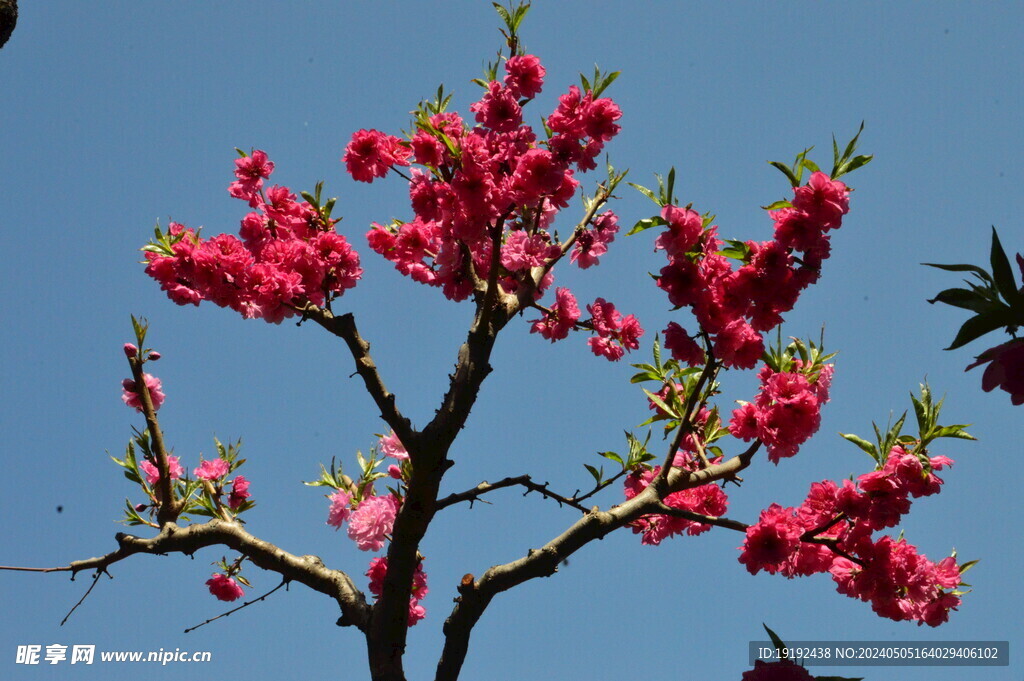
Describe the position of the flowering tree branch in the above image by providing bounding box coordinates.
[436,470,629,513]
[4,520,371,630]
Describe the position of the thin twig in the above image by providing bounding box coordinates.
[60,569,108,626]
[184,579,289,633]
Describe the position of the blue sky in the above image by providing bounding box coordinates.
[1,2,1021,679]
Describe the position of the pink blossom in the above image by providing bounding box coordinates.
[792,171,849,231]
[347,494,399,552]
[663,322,705,366]
[343,129,411,183]
[206,573,244,602]
[123,343,138,358]
[504,54,545,99]
[738,504,804,575]
[139,456,183,486]
[228,475,251,510]
[571,210,618,268]
[713,319,764,369]
[510,149,567,204]
[193,458,230,481]
[966,338,1024,405]
[366,556,428,627]
[501,230,560,271]
[586,298,644,361]
[121,373,165,412]
[326,490,352,529]
[530,287,580,341]
[379,431,409,460]
[655,205,703,257]
[469,81,522,133]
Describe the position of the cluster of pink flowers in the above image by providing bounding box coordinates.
[327,490,400,553]
[205,573,245,602]
[349,54,641,360]
[366,556,429,626]
[654,172,850,369]
[145,150,362,324]
[623,450,729,545]
[728,363,833,462]
[121,373,165,412]
[738,448,962,626]
[586,297,644,361]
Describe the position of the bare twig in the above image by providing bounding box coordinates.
[60,569,108,626]
[184,579,289,633]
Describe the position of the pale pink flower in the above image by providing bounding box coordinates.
[139,456,183,486]
[121,373,165,412]
[347,495,398,552]
[379,431,409,460]
[327,490,352,529]
[193,458,230,481]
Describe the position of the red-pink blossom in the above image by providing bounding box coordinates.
[504,54,545,99]
[343,129,411,183]
[662,322,705,366]
[586,298,644,361]
[366,557,429,627]
[571,210,618,268]
[228,475,251,510]
[530,287,580,342]
[121,373,165,412]
[193,458,230,481]
[738,504,804,575]
[966,338,1024,405]
[206,573,244,602]
[741,659,814,681]
[792,171,849,230]
[469,81,523,133]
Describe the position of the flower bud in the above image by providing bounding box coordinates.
[123,343,138,358]
[134,503,148,512]
[147,351,161,361]
[388,464,402,480]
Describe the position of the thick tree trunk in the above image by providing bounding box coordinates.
[0,0,17,50]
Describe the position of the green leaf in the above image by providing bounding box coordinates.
[927,287,998,313]
[944,307,1017,350]
[493,2,512,27]
[931,425,976,441]
[583,464,603,485]
[959,558,979,574]
[628,182,660,206]
[762,623,787,658]
[922,261,995,285]
[990,227,1022,305]
[769,161,800,187]
[761,199,793,211]
[643,388,678,418]
[599,451,624,466]
[839,432,878,462]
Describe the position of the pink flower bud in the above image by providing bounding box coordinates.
[388,464,402,479]
[123,343,138,357]
[134,503,148,512]
[147,351,161,361]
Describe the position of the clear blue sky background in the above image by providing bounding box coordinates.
[1,2,1021,680]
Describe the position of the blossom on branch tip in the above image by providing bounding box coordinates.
[343,129,411,183]
[206,573,244,602]
[379,431,409,460]
[228,475,251,510]
[194,458,230,481]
